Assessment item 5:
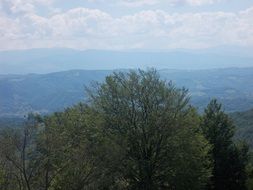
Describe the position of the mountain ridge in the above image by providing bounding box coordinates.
[1,48,253,74]
[1,67,253,117]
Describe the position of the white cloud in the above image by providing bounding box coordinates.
[186,0,221,6]
[0,0,53,16]
[111,0,222,7]
[85,0,222,7]
[119,0,158,7]
[0,0,34,15]
[0,4,253,50]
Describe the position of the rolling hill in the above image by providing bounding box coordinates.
[1,67,253,117]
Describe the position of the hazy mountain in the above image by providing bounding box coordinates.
[1,48,253,74]
[159,68,253,112]
[0,70,111,117]
[1,68,253,117]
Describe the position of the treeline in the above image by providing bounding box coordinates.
[0,69,252,190]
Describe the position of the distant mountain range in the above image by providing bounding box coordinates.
[1,48,253,74]
[1,68,253,117]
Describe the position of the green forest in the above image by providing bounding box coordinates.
[0,69,252,190]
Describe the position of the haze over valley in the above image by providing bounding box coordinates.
[1,48,253,74]
[1,67,253,117]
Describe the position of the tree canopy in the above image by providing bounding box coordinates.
[201,99,249,190]
[0,69,250,190]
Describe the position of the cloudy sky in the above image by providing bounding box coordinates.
[0,0,253,51]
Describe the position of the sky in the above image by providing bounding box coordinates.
[0,0,253,51]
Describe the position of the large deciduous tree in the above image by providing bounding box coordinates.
[88,69,212,189]
[0,69,215,190]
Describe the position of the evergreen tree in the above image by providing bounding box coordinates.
[201,99,249,190]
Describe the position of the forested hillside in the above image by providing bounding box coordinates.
[231,109,253,149]
[0,70,111,117]
[0,70,251,190]
[1,67,253,117]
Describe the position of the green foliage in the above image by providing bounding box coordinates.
[0,69,251,190]
[201,99,249,190]
[87,69,212,189]
[246,155,253,190]
[231,109,253,149]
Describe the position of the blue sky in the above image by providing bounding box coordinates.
[0,0,253,51]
